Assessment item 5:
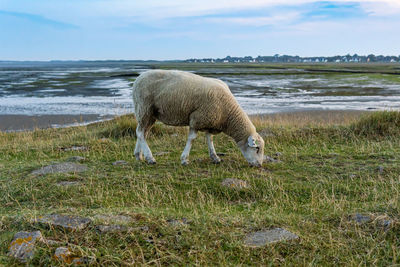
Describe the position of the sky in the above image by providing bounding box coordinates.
[0,0,399,60]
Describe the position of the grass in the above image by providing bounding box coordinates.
[0,111,399,266]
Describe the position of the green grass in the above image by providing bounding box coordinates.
[0,111,399,266]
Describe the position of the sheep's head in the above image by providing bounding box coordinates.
[238,133,265,167]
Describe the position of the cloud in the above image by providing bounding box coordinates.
[0,10,78,29]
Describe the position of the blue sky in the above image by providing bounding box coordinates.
[0,0,399,60]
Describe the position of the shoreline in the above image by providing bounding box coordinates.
[0,114,114,132]
[0,110,371,132]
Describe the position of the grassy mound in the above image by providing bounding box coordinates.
[351,111,400,138]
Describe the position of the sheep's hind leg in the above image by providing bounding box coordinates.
[135,125,156,164]
[206,133,221,164]
[181,128,197,165]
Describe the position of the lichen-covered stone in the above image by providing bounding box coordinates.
[112,160,128,166]
[56,181,81,187]
[31,162,88,175]
[35,214,91,231]
[8,231,43,262]
[96,224,149,234]
[244,228,299,247]
[94,214,133,224]
[221,178,249,189]
[166,218,191,227]
[54,247,88,265]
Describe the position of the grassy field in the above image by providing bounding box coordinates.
[0,111,399,266]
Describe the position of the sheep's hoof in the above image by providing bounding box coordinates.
[181,160,189,166]
[135,153,143,161]
[211,157,221,164]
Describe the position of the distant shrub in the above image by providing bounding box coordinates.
[351,111,400,137]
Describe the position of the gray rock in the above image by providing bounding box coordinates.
[112,160,128,166]
[8,231,43,262]
[67,156,85,162]
[377,166,384,173]
[244,228,299,247]
[221,178,249,189]
[63,146,88,152]
[56,181,81,187]
[35,214,91,231]
[94,214,133,224]
[350,214,372,224]
[167,218,191,226]
[54,247,88,264]
[32,162,88,175]
[96,224,149,234]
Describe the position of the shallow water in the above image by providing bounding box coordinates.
[0,61,399,116]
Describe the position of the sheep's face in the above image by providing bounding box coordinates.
[238,133,265,167]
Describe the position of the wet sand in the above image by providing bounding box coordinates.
[0,114,113,132]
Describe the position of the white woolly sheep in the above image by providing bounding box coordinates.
[132,70,265,166]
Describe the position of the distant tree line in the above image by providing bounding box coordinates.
[185,54,400,63]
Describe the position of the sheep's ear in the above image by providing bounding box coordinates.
[247,135,258,148]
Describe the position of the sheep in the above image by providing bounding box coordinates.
[132,70,265,167]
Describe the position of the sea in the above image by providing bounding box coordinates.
[1,61,399,118]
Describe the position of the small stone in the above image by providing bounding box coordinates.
[112,160,128,166]
[221,178,249,189]
[67,156,85,162]
[56,181,81,187]
[167,218,191,226]
[154,151,170,156]
[96,224,149,234]
[275,152,283,157]
[31,162,88,175]
[377,166,384,173]
[94,214,133,224]
[8,231,43,262]
[350,213,372,224]
[54,247,87,265]
[63,146,88,152]
[35,214,92,231]
[244,228,299,247]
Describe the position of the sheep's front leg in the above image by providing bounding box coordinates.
[206,133,221,164]
[135,126,156,164]
[181,128,197,165]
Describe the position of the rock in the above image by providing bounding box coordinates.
[31,162,88,175]
[35,214,91,231]
[62,146,88,152]
[166,218,191,226]
[377,166,384,173]
[154,151,170,156]
[67,156,85,162]
[94,214,133,224]
[112,160,128,166]
[350,214,372,224]
[8,231,43,262]
[221,178,249,189]
[54,247,88,265]
[244,228,299,247]
[96,224,149,234]
[56,181,81,187]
